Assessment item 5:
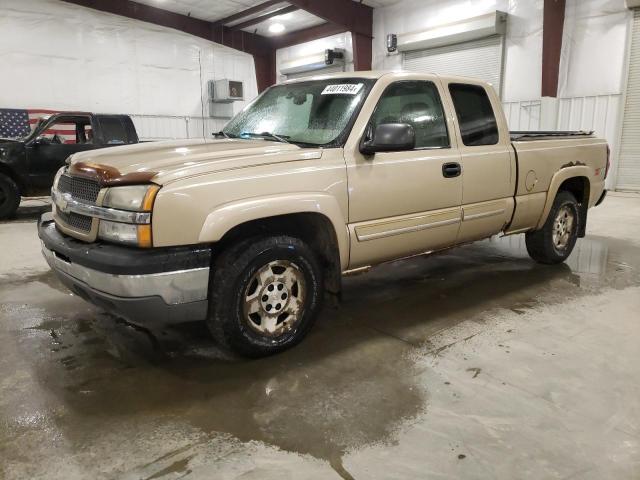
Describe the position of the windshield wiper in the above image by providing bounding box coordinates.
[240,131,290,144]
[213,131,238,139]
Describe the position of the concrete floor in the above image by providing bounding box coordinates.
[1,193,639,480]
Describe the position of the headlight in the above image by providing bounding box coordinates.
[103,184,159,211]
[98,184,159,247]
[98,221,153,247]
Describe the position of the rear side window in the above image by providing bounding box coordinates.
[448,83,499,146]
[99,117,130,144]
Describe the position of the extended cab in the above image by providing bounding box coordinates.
[38,72,608,356]
[0,112,138,218]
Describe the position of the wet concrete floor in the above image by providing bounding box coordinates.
[1,193,639,479]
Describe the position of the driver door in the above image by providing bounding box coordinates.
[345,79,463,268]
[26,115,99,190]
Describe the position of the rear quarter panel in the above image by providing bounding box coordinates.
[507,137,607,232]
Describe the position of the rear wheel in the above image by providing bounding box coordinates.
[525,191,580,264]
[0,173,20,220]
[207,235,324,357]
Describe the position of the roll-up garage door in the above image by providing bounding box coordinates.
[402,35,504,96]
[285,64,345,81]
[618,8,640,191]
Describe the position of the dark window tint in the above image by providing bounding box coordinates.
[448,83,499,146]
[370,81,449,149]
[99,117,129,144]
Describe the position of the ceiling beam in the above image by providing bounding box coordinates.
[231,5,300,31]
[63,0,213,39]
[212,0,281,27]
[287,0,373,38]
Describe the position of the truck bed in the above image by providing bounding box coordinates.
[510,130,594,141]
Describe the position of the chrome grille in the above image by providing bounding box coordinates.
[57,210,93,232]
[57,174,101,204]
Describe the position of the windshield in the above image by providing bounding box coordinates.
[223,78,375,147]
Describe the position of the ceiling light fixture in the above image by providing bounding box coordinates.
[274,12,293,20]
[269,23,286,34]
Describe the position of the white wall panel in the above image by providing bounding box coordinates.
[558,0,632,98]
[0,0,258,131]
[557,95,621,137]
[557,95,622,189]
[502,100,542,131]
[130,115,229,141]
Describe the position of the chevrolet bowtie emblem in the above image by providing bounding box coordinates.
[56,192,73,213]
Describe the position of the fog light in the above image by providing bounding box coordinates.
[98,221,152,247]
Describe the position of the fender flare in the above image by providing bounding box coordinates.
[536,166,591,229]
[198,192,350,270]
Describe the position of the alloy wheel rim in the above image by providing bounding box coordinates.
[552,205,575,250]
[242,260,305,337]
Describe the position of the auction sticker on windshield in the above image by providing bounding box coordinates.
[321,84,364,95]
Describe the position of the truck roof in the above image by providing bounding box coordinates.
[282,70,495,88]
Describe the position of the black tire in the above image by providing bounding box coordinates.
[207,235,324,357]
[0,173,20,220]
[525,190,580,264]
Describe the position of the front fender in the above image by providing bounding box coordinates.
[536,166,591,229]
[198,192,350,270]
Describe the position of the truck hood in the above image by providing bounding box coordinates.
[67,138,323,185]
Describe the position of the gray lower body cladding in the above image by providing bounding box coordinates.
[38,214,211,327]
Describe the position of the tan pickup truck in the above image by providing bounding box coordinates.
[39,71,609,356]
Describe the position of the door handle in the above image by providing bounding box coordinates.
[442,162,461,178]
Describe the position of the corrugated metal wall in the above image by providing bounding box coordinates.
[617,7,640,191]
[503,95,622,189]
[403,36,505,95]
[130,115,229,141]
[502,100,542,131]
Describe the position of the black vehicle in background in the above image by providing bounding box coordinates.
[0,112,139,219]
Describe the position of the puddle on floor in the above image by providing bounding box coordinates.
[1,233,639,473]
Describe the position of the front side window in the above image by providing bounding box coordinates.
[448,83,499,146]
[369,80,450,149]
[223,78,375,147]
[35,116,91,145]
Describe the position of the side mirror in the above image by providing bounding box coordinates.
[360,123,415,155]
[32,136,50,146]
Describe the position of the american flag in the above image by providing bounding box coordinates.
[0,108,78,144]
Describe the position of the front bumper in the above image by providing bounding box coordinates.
[38,213,211,326]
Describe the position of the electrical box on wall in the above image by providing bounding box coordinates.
[208,79,244,118]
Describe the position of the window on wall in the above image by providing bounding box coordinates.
[448,83,499,146]
[370,81,449,149]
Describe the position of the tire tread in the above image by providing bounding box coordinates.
[525,191,580,264]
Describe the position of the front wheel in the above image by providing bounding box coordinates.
[0,173,20,220]
[207,235,324,357]
[525,191,580,264]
